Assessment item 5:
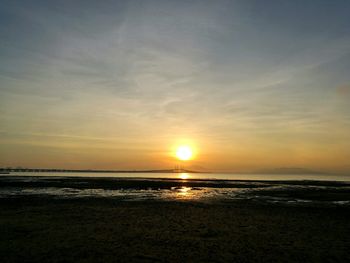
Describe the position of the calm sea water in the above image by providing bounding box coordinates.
[7,172,350,182]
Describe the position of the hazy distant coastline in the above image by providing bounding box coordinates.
[0,168,201,174]
[1,167,347,176]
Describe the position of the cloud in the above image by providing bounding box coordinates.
[1,0,350,171]
[337,84,350,96]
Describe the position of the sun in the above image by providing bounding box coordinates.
[176,145,193,161]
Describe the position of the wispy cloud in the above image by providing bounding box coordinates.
[1,0,350,171]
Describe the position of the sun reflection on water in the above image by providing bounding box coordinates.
[179,173,190,180]
[174,187,193,199]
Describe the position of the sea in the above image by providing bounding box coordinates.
[6,171,350,181]
[1,172,350,205]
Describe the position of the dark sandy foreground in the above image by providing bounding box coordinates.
[1,197,349,263]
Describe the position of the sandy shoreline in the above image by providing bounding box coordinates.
[1,176,350,262]
[1,196,350,262]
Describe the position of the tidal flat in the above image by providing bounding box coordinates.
[1,196,349,263]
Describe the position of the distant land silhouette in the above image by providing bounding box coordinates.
[0,168,200,174]
[0,167,337,175]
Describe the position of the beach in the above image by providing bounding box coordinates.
[1,176,350,262]
[2,1,350,262]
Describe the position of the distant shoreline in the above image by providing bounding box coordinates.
[0,168,202,174]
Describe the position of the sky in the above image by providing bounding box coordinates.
[0,0,350,173]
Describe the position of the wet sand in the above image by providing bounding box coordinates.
[1,176,350,262]
[1,176,350,205]
[1,197,350,263]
